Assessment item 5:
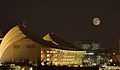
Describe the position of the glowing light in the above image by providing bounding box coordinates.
[47,54,50,57]
[41,62,44,66]
[40,48,86,66]
[85,53,94,55]
[55,62,58,65]
[80,65,83,67]
[41,55,43,58]
[113,53,116,55]
[109,59,113,62]
[41,51,43,53]
[47,51,49,53]
[29,67,33,70]
[47,58,50,61]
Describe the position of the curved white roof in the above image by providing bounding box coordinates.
[0,26,26,58]
[0,25,85,59]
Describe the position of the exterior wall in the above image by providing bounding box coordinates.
[0,38,41,63]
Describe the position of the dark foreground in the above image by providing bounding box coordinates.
[0,65,99,70]
[40,66,99,70]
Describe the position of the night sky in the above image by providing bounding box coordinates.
[0,0,120,53]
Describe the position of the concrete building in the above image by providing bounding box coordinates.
[0,25,86,66]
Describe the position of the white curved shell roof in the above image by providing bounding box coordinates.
[0,26,26,58]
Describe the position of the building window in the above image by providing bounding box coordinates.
[47,54,50,57]
[47,58,50,61]
[47,51,49,53]
[41,51,43,53]
[26,44,36,48]
[13,45,20,49]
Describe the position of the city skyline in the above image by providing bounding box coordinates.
[0,0,120,52]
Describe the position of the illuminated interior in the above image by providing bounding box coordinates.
[42,33,86,66]
[41,48,86,66]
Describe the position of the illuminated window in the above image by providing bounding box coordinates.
[47,51,49,53]
[55,55,57,57]
[55,62,58,65]
[47,54,50,57]
[41,62,44,66]
[41,55,43,58]
[50,51,52,53]
[47,58,50,61]
[52,51,55,53]
[54,58,57,61]
[41,51,43,53]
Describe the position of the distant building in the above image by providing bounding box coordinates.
[72,40,100,50]
[0,25,86,66]
[73,40,108,66]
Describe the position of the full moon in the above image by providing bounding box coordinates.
[93,18,101,26]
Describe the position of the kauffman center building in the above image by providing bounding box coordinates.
[0,25,86,66]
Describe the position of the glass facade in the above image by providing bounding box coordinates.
[41,48,86,66]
